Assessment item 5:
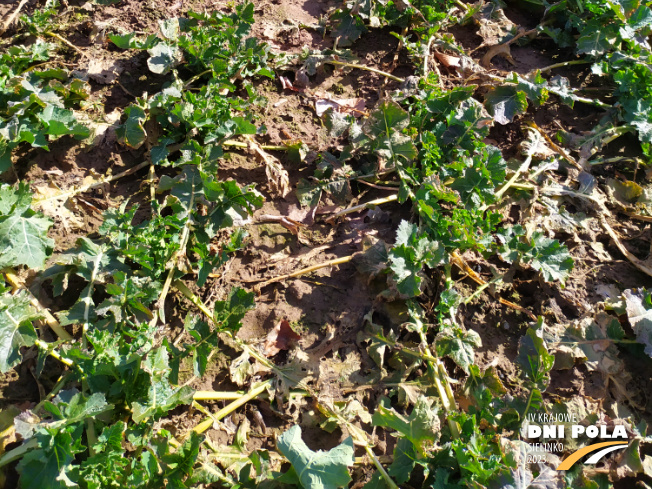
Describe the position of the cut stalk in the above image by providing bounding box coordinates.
[5,272,72,341]
[537,59,591,74]
[488,155,533,207]
[193,391,244,401]
[252,255,356,289]
[327,194,399,221]
[464,274,503,304]
[44,31,89,58]
[222,140,288,152]
[364,445,399,489]
[173,280,213,319]
[192,380,273,435]
[33,161,149,205]
[34,339,76,369]
[0,0,28,35]
[0,438,38,469]
[184,69,212,89]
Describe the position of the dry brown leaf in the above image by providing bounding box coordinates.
[32,184,85,234]
[265,158,291,199]
[481,43,516,68]
[472,2,516,48]
[262,319,301,357]
[434,51,460,68]
[258,214,304,234]
[287,204,317,226]
[86,59,123,84]
[314,97,366,117]
[247,138,291,199]
[294,68,310,88]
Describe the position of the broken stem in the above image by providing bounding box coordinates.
[192,380,273,435]
[33,160,149,205]
[624,212,652,223]
[365,445,399,489]
[0,438,38,469]
[5,272,72,341]
[463,274,503,304]
[537,59,591,74]
[328,194,399,221]
[174,280,213,320]
[34,339,78,370]
[193,391,245,401]
[254,255,356,289]
[43,31,88,58]
[154,214,193,325]
[0,0,28,35]
[222,140,288,151]
[326,60,405,83]
[491,154,533,205]
[183,69,212,88]
[525,121,583,170]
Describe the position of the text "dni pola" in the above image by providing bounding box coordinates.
[528,424,627,439]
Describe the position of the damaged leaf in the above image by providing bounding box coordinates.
[262,319,301,357]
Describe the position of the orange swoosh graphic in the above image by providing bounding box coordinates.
[556,441,629,471]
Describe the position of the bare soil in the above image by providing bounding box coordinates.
[1,0,652,486]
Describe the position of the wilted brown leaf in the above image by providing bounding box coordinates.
[247,137,291,199]
[32,184,84,234]
[472,2,516,48]
[263,319,301,357]
[314,97,366,117]
[86,59,123,84]
[434,51,460,68]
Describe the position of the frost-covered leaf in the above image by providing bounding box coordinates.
[517,326,555,389]
[229,350,254,386]
[116,104,147,149]
[435,325,482,374]
[0,292,40,373]
[548,75,579,108]
[372,396,440,455]
[389,221,447,297]
[277,425,354,489]
[623,289,652,357]
[213,287,254,332]
[472,3,516,47]
[17,427,85,489]
[497,227,573,284]
[147,43,182,74]
[0,183,53,270]
[576,24,618,56]
[330,11,365,47]
[363,100,417,165]
[108,32,159,50]
[524,233,574,284]
[485,86,528,125]
[37,106,90,138]
[131,348,194,422]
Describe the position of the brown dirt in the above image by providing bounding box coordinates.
[2,0,652,485]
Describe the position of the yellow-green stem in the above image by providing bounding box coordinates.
[193,391,244,401]
[364,445,399,489]
[192,380,273,435]
[222,140,288,152]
